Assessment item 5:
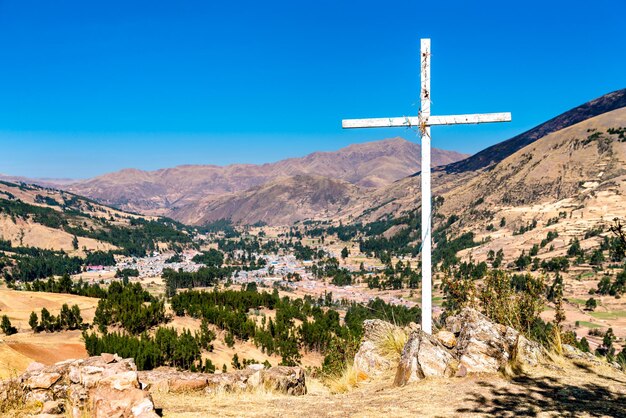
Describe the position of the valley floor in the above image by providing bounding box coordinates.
[154,360,626,418]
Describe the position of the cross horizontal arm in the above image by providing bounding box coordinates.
[428,112,511,125]
[342,116,420,129]
[342,112,511,129]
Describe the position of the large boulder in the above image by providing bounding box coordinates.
[394,329,457,386]
[513,334,545,367]
[138,364,307,396]
[353,319,404,376]
[446,308,545,374]
[389,308,547,386]
[262,366,307,395]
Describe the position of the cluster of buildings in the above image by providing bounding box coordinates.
[116,250,203,278]
[233,254,311,286]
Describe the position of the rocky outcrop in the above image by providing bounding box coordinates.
[0,354,158,418]
[1,356,307,417]
[138,364,307,396]
[448,308,544,374]
[353,319,405,376]
[394,308,546,386]
[394,330,458,385]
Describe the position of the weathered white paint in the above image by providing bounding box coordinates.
[342,117,420,129]
[341,38,511,334]
[420,38,432,335]
[342,113,511,129]
[428,113,511,125]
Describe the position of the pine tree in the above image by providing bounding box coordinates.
[29,311,39,332]
[599,328,616,361]
[231,353,242,370]
[1,315,17,335]
[40,307,52,332]
[554,282,566,329]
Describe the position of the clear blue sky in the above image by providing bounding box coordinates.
[0,0,624,178]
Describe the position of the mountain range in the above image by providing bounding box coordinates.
[1,88,625,228]
[20,138,468,224]
[160,88,626,226]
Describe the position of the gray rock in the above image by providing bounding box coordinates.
[394,330,456,386]
[448,308,518,373]
[138,365,307,396]
[436,331,457,349]
[353,319,404,376]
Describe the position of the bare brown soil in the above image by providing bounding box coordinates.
[0,289,98,378]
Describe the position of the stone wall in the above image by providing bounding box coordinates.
[0,354,157,417]
[1,355,307,417]
[139,364,306,395]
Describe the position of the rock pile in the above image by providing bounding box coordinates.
[394,308,545,385]
[352,308,546,386]
[1,355,307,417]
[0,354,158,418]
[138,364,307,395]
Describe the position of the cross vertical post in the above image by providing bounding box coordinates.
[420,39,432,334]
[341,38,511,334]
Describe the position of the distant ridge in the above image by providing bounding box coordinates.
[444,88,626,173]
[58,137,468,220]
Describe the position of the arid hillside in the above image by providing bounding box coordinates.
[59,137,467,221]
[445,87,626,173]
[0,180,194,258]
[0,181,150,253]
[172,174,362,226]
[350,107,626,257]
[0,288,99,379]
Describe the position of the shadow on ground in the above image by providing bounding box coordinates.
[457,371,626,417]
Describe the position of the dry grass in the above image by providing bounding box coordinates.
[371,326,408,362]
[550,327,564,356]
[0,373,42,417]
[325,363,369,394]
[325,324,406,394]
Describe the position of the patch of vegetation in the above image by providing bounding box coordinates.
[93,282,165,334]
[23,275,107,298]
[29,304,83,332]
[163,266,236,297]
[576,320,602,329]
[589,310,626,320]
[1,315,17,335]
[513,220,538,236]
[198,218,239,237]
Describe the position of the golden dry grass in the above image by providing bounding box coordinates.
[369,326,408,363]
[0,371,41,417]
[0,344,33,379]
[325,363,369,394]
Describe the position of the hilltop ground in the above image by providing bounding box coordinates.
[153,359,626,417]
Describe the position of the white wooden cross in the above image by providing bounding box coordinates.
[342,39,511,334]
